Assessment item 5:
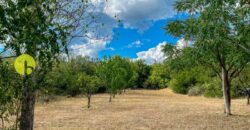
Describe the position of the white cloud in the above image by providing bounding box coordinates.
[135,42,167,65]
[69,33,110,58]
[104,0,175,31]
[69,0,176,58]
[176,38,189,50]
[128,40,143,48]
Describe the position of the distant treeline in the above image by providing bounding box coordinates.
[1,45,250,129]
[42,52,250,99]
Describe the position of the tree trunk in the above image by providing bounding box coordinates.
[113,94,116,98]
[221,67,231,116]
[1,117,4,129]
[15,100,21,130]
[19,77,36,130]
[247,95,249,105]
[87,93,91,108]
[109,93,112,102]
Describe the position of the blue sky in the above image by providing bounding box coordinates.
[99,20,179,59]
[0,0,189,64]
[0,44,3,52]
[69,0,190,64]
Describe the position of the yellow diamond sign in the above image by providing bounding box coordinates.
[14,54,36,75]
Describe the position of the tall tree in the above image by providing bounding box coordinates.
[0,1,69,129]
[0,0,112,129]
[165,0,250,115]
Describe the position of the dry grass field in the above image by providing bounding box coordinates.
[34,89,250,130]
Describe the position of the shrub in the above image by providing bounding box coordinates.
[146,64,170,89]
[202,79,223,98]
[142,81,158,89]
[231,79,246,98]
[170,71,197,94]
[201,78,245,98]
[188,86,203,96]
[170,79,188,94]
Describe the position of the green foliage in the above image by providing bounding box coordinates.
[238,64,250,87]
[45,56,140,100]
[0,62,13,128]
[202,79,223,98]
[170,70,196,94]
[164,47,197,72]
[165,0,250,82]
[0,61,22,129]
[77,74,103,95]
[97,56,136,97]
[0,1,70,128]
[46,60,78,96]
[230,79,248,98]
[127,61,139,88]
[162,43,177,59]
[76,73,103,108]
[0,0,68,63]
[146,63,170,89]
[45,57,98,96]
[164,47,212,94]
[165,0,250,115]
[133,60,151,88]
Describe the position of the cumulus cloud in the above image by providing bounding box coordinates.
[70,0,176,58]
[69,32,111,58]
[104,0,175,31]
[135,42,167,65]
[176,38,189,50]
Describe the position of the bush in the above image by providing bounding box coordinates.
[188,86,203,96]
[201,78,245,98]
[202,79,223,98]
[231,79,246,98]
[142,81,159,89]
[170,71,197,94]
[146,64,170,89]
[170,79,188,94]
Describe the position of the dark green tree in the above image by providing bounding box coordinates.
[134,60,151,88]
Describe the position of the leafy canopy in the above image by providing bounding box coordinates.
[165,0,250,81]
